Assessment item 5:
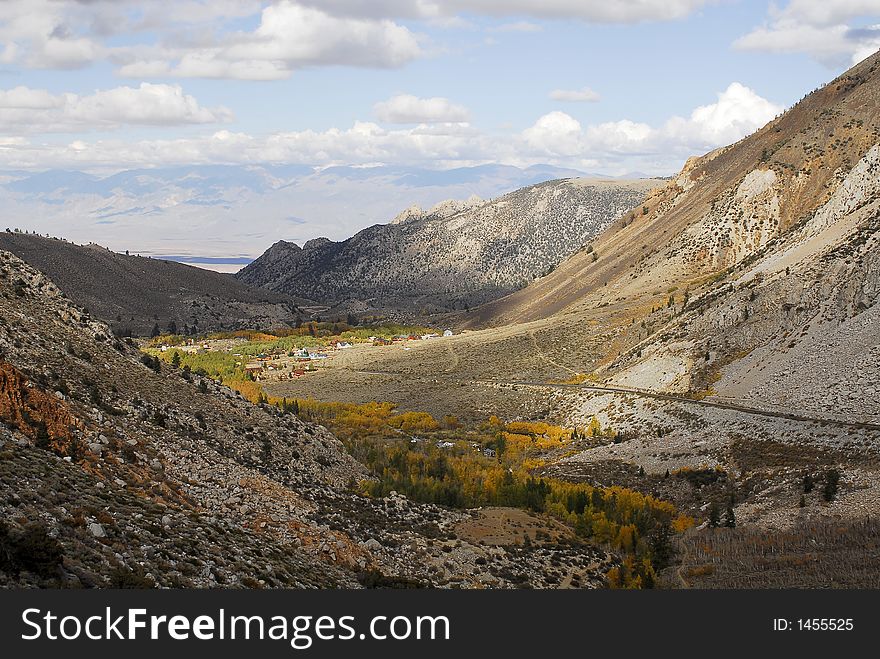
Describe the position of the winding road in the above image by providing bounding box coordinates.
[496,380,880,432]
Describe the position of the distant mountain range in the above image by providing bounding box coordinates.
[0,162,634,266]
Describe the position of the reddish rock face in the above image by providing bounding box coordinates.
[0,361,81,450]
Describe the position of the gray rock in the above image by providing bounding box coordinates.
[362,538,382,552]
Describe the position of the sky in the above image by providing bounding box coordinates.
[1,0,878,178]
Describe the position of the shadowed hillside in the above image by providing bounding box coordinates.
[239,178,660,318]
[0,232,310,336]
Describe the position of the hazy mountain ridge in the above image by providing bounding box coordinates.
[0,163,600,262]
[238,177,660,317]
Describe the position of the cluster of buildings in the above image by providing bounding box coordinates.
[372,329,454,346]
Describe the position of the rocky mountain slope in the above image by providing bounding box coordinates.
[604,140,880,421]
[0,232,309,336]
[468,54,880,327]
[238,178,659,318]
[0,248,611,588]
[268,52,880,580]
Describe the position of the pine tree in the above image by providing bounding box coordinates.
[648,520,673,570]
[724,506,736,528]
[708,502,721,528]
[803,473,814,493]
[171,351,181,369]
[823,469,840,502]
[150,323,160,338]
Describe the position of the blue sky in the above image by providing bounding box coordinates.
[1,1,879,175]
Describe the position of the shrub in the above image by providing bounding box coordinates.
[0,522,63,578]
[108,566,155,589]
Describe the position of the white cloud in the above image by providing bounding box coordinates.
[0,83,233,133]
[735,0,880,66]
[676,82,783,145]
[0,0,715,80]
[0,82,781,176]
[766,0,880,26]
[0,1,102,69]
[522,111,584,156]
[521,82,781,163]
[583,119,654,152]
[0,1,425,78]
[0,87,60,110]
[297,0,711,22]
[110,2,424,80]
[374,94,470,123]
[228,3,422,69]
[0,123,492,172]
[549,87,601,102]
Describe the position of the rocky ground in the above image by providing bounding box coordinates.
[545,388,880,528]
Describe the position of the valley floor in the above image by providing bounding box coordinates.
[257,317,880,588]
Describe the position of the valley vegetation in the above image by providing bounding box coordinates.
[152,335,694,588]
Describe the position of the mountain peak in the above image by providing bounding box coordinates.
[303,237,333,251]
[389,204,424,225]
